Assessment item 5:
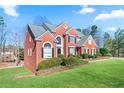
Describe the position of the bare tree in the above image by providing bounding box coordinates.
[0,16,7,62]
[11,32,21,64]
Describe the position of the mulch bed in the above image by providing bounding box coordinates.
[13,57,112,80]
[37,66,70,77]
[14,66,70,80]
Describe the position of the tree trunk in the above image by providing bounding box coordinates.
[118,48,120,57]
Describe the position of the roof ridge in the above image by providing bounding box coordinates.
[28,23,43,28]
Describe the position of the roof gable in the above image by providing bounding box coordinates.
[77,35,89,47]
[28,24,47,40]
[77,35,98,47]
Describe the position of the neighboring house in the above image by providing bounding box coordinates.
[0,49,16,62]
[24,22,98,73]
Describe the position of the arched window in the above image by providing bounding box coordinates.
[43,43,52,58]
[44,43,51,48]
[56,37,61,45]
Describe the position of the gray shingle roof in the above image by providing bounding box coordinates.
[77,35,89,47]
[77,31,85,37]
[28,24,47,40]
[43,22,56,32]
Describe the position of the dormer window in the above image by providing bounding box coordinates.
[88,39,92,45]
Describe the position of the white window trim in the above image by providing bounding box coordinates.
[91,48,93,55]
[85,48,88,54]
[28,48,32,56]
[68,35,76,43]
[30,48,32,56]
[42,42,53,59]
[68,46,76,55]
[88,39,92,45]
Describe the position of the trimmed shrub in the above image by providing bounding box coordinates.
[94,54,97,58]
[100,48,109,56]
[81,53,89,59]
[62,56,85,66]
[88,54,92,58]
[38,58,61,70]
[58,54,64,60]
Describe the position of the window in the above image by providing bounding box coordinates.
[28,48,30,56]
[30,48,32,56]
[68,47,75,55]
[68,36,76,43]
[28,48,32,56]
[29,36,31,42]
[88,39,92,45]
[84,48,88,54]
[43,43,52,58]
[56,37,61,45]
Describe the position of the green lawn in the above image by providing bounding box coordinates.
[0,58,124,88]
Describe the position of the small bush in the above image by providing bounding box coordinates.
[62,56,83,66]
[38,58,61,70]
[100,48,110,56]
[94,54,97,58]
[58,54,64,60]
[88,54,92,58]
[81,53,89,59]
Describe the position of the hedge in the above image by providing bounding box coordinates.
[38,58,61,70]
[62,56,87,66]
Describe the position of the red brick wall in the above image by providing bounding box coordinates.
[24,28,37,74]
[53,23,69,57]
[64,29,78,56]
[36,32,56,64]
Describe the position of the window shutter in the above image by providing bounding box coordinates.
[42,47,44,58]
[52,48,54,57]
[68,36,70,42]
[68,47,70,56]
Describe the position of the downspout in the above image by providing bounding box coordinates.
[35,41,38,75]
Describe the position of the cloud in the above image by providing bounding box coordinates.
[74,5,96,14]
[107,27,116,32]
[94,9,124,21]
[0,5,19,17]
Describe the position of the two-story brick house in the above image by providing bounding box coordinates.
[24,22,97,73]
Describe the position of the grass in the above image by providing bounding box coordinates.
[0,58,124,88]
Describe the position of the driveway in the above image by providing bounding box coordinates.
[0,61,24,69]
